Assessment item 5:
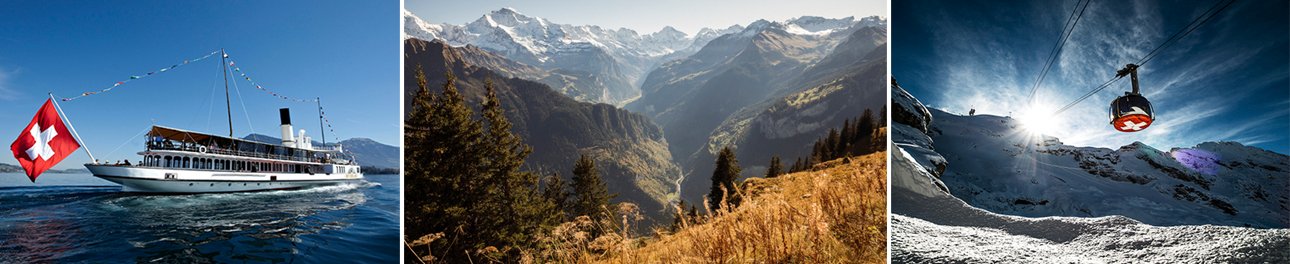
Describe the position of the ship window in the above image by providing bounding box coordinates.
[183,157,190,168]
[163,156,171,168]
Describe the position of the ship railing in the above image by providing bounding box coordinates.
[146,144,326,163]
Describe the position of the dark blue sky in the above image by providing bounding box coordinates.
[894,0,1289,154]
[0,1,399,168]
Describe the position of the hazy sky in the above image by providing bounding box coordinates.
[406,0,887,35]
[0,1,400,169]
[894,0,1289,154]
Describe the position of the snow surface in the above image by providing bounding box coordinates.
[891,83,1290,263]
[928,109,1289,228]
[893,142,1290,263]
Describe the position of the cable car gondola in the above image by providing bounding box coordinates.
[1109,64,1154,132]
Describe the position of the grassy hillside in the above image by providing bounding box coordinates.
[588,151,887,263]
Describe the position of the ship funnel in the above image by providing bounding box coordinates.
[298,129,310,150]
[280,108,296,148]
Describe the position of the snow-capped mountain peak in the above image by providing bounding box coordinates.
[652,26,688,39]
[783,15,856,35]
[479,7,544,28]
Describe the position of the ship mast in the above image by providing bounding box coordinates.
[317,97,326,145]
[221,48,233,138]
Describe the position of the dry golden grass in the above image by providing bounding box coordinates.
[592,151,888,264]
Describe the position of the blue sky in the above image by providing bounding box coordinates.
[406,0,886,35]
[0,1,399,169]
[894,0,1289,154]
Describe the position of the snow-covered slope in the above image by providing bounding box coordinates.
[891,82,1290,262]
[893,143,1290,263]
[927,109,1289,228]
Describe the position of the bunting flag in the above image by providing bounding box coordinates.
[61,50,220,102]
[320,106,340,142]
[222,52,317,104]
[224,52,340,141]
[60,50,345,143]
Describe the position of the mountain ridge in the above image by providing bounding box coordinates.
[891,81,1289,228]
[404,38,683,219]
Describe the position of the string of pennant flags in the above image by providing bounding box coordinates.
[226,52,341,142]
[320,106,341,143]
[223,52,319,104]
[61,50,221,101]
[60,50,346,142]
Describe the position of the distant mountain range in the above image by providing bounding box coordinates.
[0,163,88,174]
[242,134,399,170]
[405,8,742,105]
[406,8,889,213]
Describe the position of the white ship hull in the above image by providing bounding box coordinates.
[86,164,363,193]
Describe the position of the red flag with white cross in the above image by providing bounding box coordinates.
[10,99,81,182]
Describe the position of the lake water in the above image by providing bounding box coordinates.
[0,173,399,263]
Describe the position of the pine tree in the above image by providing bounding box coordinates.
[570,154,615,220]
[765,155,783,178]
[405,73,557,262]
[856,108,876,155]
[879,108,887,129]
[792,157,805,172]
[478,79,559,260]
[839,119,853,156]
[709,146,742,212]
[824,128,840,159]
[810,141,824,166]
[405,69,489,261]
[542,172,569,221]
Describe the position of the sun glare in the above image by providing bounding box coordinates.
[1016,105,1060,136]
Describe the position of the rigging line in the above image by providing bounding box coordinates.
[1136,0,1236,67]
[1050,0,1236,116]
[204,56,221,133]
[104,127,152,160]
[227,65,257,136]
[1028,0,1090,105]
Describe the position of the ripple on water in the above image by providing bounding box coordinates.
[0,177,398,263]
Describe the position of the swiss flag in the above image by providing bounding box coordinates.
[10,99,81,182]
